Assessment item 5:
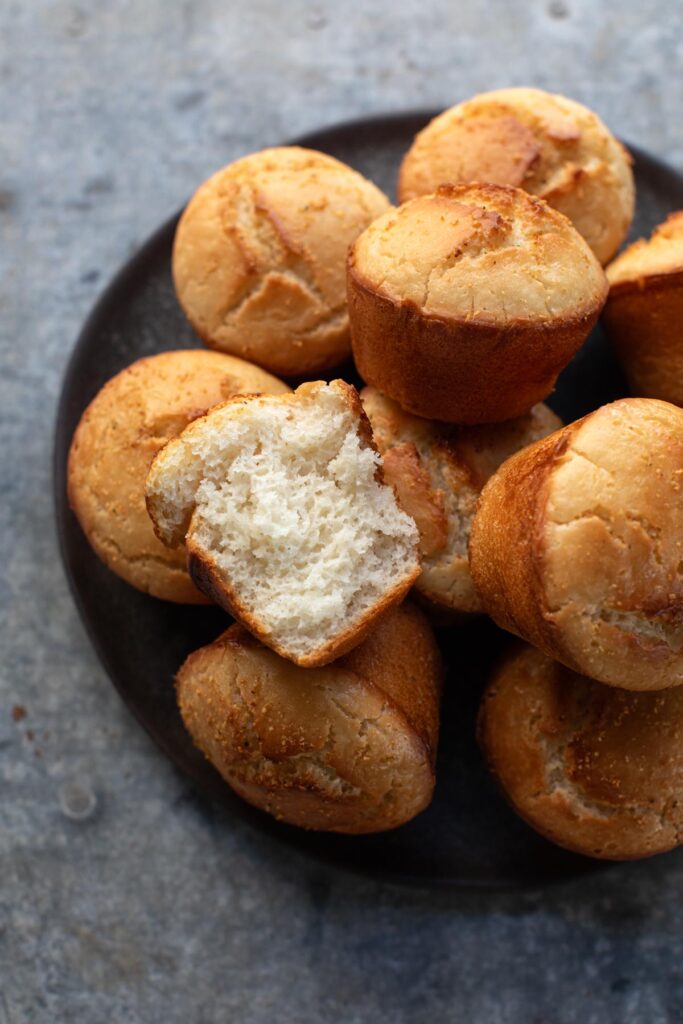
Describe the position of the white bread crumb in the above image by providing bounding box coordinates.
[146,381,420,664]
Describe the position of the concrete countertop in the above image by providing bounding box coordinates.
[3,1,683,1021]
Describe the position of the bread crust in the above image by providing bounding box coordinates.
[176,603,442,833]
[478,644,683,860]
[348,184,607,424]
[146,380,420,666]
[397,87,635,265]
[349,262,601,426]
[361,386,561,615]
[469,427,569,651]
[603,274,683,406]
[606,211,683,285]
[469,398,683,690]
[172,146,391,377]
[67,349,289,603]
[604,213,683,406]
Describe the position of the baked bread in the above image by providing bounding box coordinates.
[604,212,683,406]
[361,387,562,615]
[469,398,683,691]
[176,603,442,833]
[146,380,420,665]
[172,146,391,377]
[398,87,634,265]
[479,643,683,860]
[348,183,607,424]
[67,349,289,603]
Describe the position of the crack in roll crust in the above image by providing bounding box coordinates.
[176,603,442,833]
[478,644,683,859]
[604,212,683,406]
[173,146,391,376]
[361,387,562,615]
[398,87,635,265]
[66,350,289,603]
[469,398,683,691]
[348,182,607,424]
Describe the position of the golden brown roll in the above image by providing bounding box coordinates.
[604,212,683,406]
[361,386,562,615]
[67,350,289,602]
[469,398,683,691]
[398,87,634,265]
[348,183,607,424]
[479,643,683,860]
[176,603,442,833]
[173,147,391,377]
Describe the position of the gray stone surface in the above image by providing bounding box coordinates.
[3,1,683,1020]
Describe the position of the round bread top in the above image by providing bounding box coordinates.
[479,644,683,858]
[350,183,607,325]
[176,603,442,833]
[398,87,634,264]
[542,398,683,689]
[607,211,683,288]
[173,146,391,374]
[361,387,561,614]
[67,350,289,602]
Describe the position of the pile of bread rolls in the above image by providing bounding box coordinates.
[68,87,683,861]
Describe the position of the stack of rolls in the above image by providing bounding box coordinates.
[470,396,683,859]
[67,87,683,859]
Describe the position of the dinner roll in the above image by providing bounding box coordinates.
[604,212,683,406]
[398,87,634,265]
[173,147,391,377]
[348,183,607,424]
[361,387,562,615]
[176,603,442,833]
[479,643,683,860]
[146,380,420,666]
[68,350,289,603]
[469,398,683,691]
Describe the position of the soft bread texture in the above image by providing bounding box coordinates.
[398,87,635,264]
[348,183,607,423]
[172,146,391,376]
[479,644,683,860]
[176,603,442,833]
[361,387,562,615]
[604,212,683,406]
[469,398,683,691]
[146,380,420,666]
[67,350,289,603]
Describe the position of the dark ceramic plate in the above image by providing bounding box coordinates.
[54,111,683,889]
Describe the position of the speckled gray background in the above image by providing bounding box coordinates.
[3,2,683,1021]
